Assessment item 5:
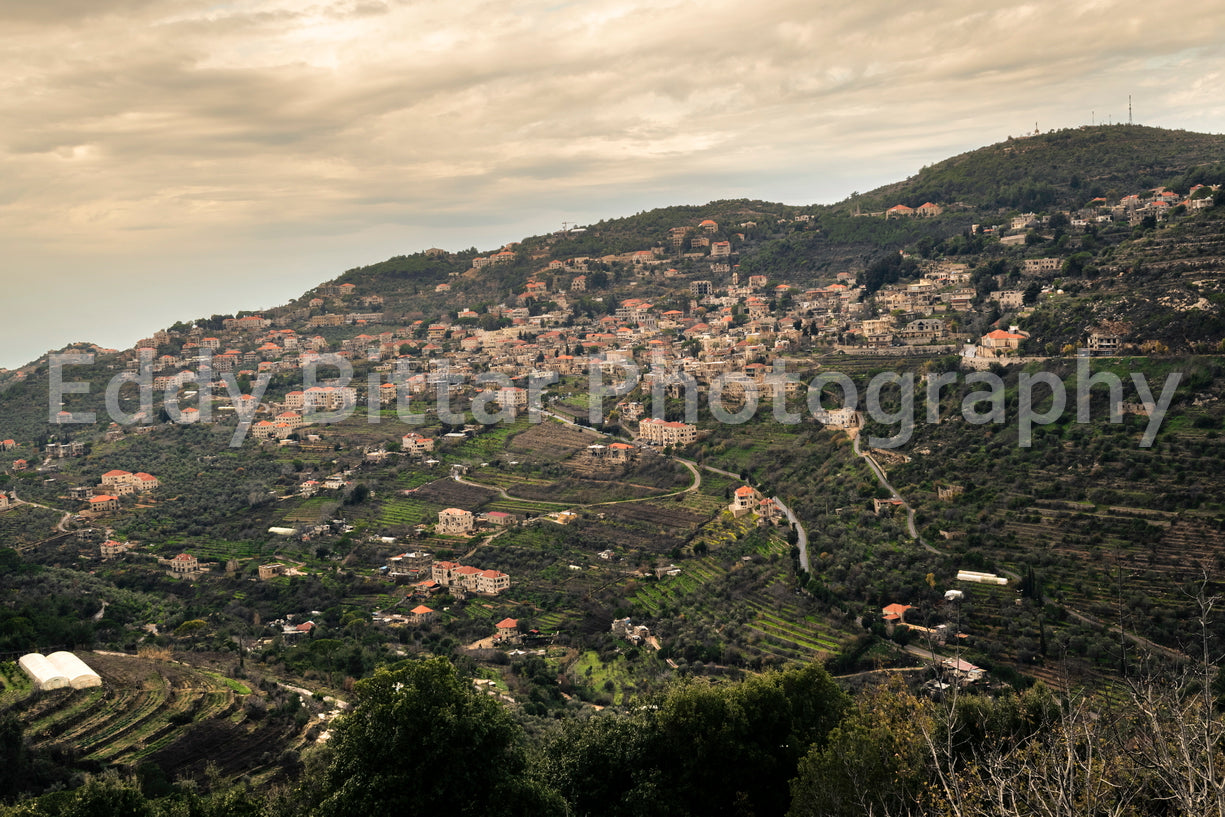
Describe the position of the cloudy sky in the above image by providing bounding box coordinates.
[2,0,1224,369]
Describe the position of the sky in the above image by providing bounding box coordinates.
[2,0,1225,370]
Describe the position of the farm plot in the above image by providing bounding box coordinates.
[283,497,338,524]
[16,652,303,785]
[378,496,445,528]
[597,501,709,532]
[507,421,596,462]
[440,423,525,462]
[411,479,498,510]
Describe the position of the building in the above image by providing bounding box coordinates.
[882,603,911,624]
[100,540,131,559]
[990,290,1025,309]
[980,329,1027,354]
[495,617,520,644]
[258,563,286,580]
[431,561,511,595]
[956,570,1008,585]
[386,550,434,580]
[1022,257,1062,275]
[937,485,965,501]
[611,617,651,644]
[496,386,529,415]
[607,442,636,462]
[481,511,516,527]
[167,553,199,574]
[401,433,435,455]
[99,469,158,495]
[437,507,475,535]
[1087,330,1122,355]
[88,494,120,514]
[408,605,437,625]
[729,485,759,517]
[46,441,86,458]
[637,417,697,447]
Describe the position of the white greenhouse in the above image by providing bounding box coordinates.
[18,653,70,691]
[18,651,102,691]
[48,651,103,689]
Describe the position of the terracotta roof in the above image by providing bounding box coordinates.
[496,618,518,629]
[984,329,1026,340]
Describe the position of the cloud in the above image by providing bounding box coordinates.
[2,0,1225,366]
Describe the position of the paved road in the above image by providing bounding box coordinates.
[852,434,944,556]
[773,497,809,572]
[451,455,701,510]
[9,492,76,532]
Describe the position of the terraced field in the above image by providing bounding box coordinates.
[6,652,307,784]
[378,496,445,527]
[631,550,851,665]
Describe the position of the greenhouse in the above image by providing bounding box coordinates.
[18,653,70,691]
[48,651,103,689]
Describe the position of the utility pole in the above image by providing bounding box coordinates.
[1129,94,1133,125]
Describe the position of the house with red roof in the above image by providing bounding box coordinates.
[88,495,120,514]
[495,618,520,644]
[431,560,510,596]
[882,603,911,623]
[637,417,697,447]
[409,605,437,625]
[980,328,1027,354]
[729,485,760,517]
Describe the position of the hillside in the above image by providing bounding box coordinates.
[840,124,1225,213]
[2,125,1225,810]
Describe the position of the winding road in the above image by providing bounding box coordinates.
[676,457,810,572]
[8,492,76,532]
[852,433,944,557]
[849,433,1193,664]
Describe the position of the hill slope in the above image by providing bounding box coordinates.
[840,125,1225,213]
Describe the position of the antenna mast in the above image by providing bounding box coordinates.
[1129,95,1133,124]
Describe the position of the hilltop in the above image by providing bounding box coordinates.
[838,124,1225,213]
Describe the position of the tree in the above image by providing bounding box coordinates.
[789,679,936,817]
[311,657,564,817]
[546,664,847,817]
